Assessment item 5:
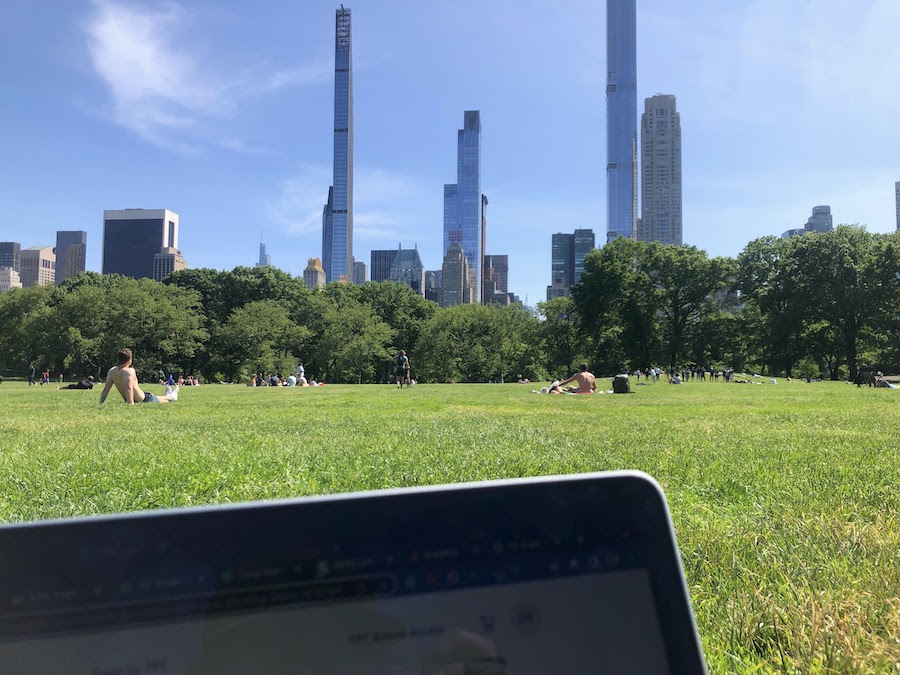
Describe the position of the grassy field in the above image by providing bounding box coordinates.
[0,379,898,672]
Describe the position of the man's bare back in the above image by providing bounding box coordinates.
[559,364,597,393]
[99,348,178,404]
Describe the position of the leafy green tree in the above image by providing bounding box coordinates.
[219,300,309,382]
[536,296,587,377]
[310,301,394,383]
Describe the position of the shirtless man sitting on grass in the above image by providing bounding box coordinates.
[558,363,597,394]
[99,348,179,404]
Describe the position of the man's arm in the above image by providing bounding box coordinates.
[559,374,575,386]
[98,370,114,404]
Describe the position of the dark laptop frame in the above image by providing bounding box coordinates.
[0,471,706,672]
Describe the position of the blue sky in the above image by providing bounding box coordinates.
[2,0,898,306]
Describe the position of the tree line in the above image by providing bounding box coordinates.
[1,226,897,383]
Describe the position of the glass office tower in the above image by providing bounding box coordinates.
[103,209,178,280]
[322,6,353,284]
[443,111,483,303]
[606,0,638,243]
[55,230,87,285]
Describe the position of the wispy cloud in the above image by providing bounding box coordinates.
[83,0,328,153]
[268,165,442,245]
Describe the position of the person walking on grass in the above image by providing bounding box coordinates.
[99,348,179,404]
[396,350,411,388]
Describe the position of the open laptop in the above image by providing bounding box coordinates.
[0,471,706,673]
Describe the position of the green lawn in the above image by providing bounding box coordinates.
[0,380,897,673]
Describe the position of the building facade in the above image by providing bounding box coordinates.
[606,0,638,243]
[322,7,354,284]
[440,243,474,307]
[0,267,22,292]
[370,249,398,283]
[303,258,326,290]
[0,242,21,273]
[103,209,179,279]
[639,94,682,246]
[546,230,594,300]
[153,247,187,281]
[805,205,833,233]
[352,260,367,285]
[390,247,426,296]
[20,246,55,287]
[55,230,87,285]
[483,254,509,296]
[443,111,483,303]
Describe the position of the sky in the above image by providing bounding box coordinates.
[1,0,899,307]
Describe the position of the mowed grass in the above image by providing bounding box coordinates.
[0,379,898,673]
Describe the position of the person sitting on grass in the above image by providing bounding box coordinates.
[557,363,597,394]
[99,348,179,404]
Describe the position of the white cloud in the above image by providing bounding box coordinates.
[83,0,327,153]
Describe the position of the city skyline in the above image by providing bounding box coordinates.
[2,2,899,307]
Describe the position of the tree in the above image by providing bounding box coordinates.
[536,296,587,377]
[219,300,309,381]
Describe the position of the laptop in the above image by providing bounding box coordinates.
[0,471,707,673]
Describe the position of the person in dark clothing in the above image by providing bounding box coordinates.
[396,350,411,388]
[28,363,36,385]
[59,376,96,390]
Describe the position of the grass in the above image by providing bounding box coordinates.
[0,379,898,673]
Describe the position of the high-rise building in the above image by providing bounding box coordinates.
[443,111,483,303]
[389,247,425,296]
[424,270,442,304]
[546,230,595,300]
[103,209,179,279]
[322,6,354,284]
[606,0,638,243]
[370,249,398,283]
[896,181,900,231]
[20,246,55,287]
[0,267,22,292]
[153,247,187,281]
[483,255,509,295]
[353,260,367,285]
[440,243,474,307]
[639,94,682,246]
[0,242,21,273]
[304,257,326,290]
[55,230,87,285]
[257,242,271,267]
[805,205,833,233]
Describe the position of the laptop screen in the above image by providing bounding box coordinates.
[0,472,705,673]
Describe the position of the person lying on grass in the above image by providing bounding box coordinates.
[99,348,179,405]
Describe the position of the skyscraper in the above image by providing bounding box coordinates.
[895,181,900,231]
[483,255,509,295]
[353,260,367,285]
[639,94,682,246]
[102,209,178,279]
[322,6,354,284]
[443,111,483,303]
[153,247,186,281]
[55,230,87,285]
[0,242,21,273]
[257,242,271,267]
[389,247,425,296]
[805,206,833,233]
[370,249,398,283]
[606,0,638,243]
[896,181,900,231]
[440,243,474,308]
[20,246,55,287]
[546,230,595,300]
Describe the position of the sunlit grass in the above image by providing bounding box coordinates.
[0,380,897,672]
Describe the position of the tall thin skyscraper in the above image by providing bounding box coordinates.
[443,111,483,303]
[639,95,682,246]
[322,6,354,284]
[546,230,595,300]
[606,0,638,243]
[895,181,899,231]
[55,230,87,285]
[257,242,271,267]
